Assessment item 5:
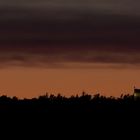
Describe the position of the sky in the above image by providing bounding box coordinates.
[0,0,140,98]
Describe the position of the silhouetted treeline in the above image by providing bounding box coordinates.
[0,92,139,114]
[1,92,140,135]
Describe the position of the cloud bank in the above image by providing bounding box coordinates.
[0,0,140,68]
[0,46,140,68]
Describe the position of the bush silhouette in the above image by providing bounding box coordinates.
[0,92,138,115]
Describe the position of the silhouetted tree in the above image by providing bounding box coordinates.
[0,92,138,115]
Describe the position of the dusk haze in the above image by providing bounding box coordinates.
[0,0,140,98]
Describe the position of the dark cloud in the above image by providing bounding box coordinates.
[0,0,140,68]
[0,46,139,69]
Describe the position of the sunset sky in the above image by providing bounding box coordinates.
[0,0,140,98]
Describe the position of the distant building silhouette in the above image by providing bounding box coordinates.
[134,87,140,99]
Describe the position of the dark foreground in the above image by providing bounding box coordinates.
[0,93,139,115]
[0,93,139,136]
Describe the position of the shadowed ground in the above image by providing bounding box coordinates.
[0,92,139,137]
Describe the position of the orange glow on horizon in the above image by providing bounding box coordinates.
[0,66,139,98]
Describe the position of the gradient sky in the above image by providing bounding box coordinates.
[0,0,140,98]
